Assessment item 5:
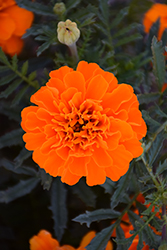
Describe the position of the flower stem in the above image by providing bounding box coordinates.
[68,43,79,63]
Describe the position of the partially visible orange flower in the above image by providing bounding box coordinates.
[0,0,34,56]
[29,230,77,250]
[29,230,113,250]
[143,3,167,40]
[21,61,147,186]
[80,231,113,250]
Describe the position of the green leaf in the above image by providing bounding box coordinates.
[38,169,53,191]
[137,233,144,250]
[116,225,128,250]
[0,101,20,121]
[151,36,165,90]
[154,104,167,118]
[36,41,52,57]
[110,7,129,29]
[21,61,29,75]
[73,209,120,227]
[14,148,32,168]
[115,33,142,47]
[142,110,160,131]
[98,0,109,25]
[110,164,133,208]
[0,78,23,98]
[15,0,55,17]
[141,203,154,216]
[0,73,17,86]
[101,177,116,195]
[0,47,10,65]
[0,158,37,176]
[148,132,164,166]
[70,178,96,207]
[155,159,167,176]
[28,71,37,81]
[11,85,29,107]
[66,0,81,13]
[86,224,115,250]
[0,129,23,149]
[0,178,39,203]
[11,54,18,71]
[137,93,160,104]
[113,23,139,38]
[49,178,67,241]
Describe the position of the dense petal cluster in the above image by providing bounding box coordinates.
[143,3,167,40]
[0,0,34,56]
[21,61,147,186]
[29,230,113,250]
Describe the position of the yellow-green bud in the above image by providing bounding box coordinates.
[53,2,66,16]
[57,19,80,46]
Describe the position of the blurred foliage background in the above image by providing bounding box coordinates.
[0,0,167,249]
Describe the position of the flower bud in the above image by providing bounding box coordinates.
[53,2,66,16]
[57,19,80,46]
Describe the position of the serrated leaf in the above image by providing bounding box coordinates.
[161,28,167,47]
[66,0,81,13]
[28,71,37,81]
[14,148,32,168]
[0,78,23,98]
[137,233,144,250]
[73,209,121,227]
[155,159,167,176]
[113,23,139,38]
[141,203,154,216]
[0,178,39,203]
[0,73,17,86]
[11,85,29,107]
[137,93,160,104]
[110,165,133,208]
[151,36,165,90]
[101,177,116,195]
[146,19,160,55]
[70,179,96,207]
[0,101,20,121]
[110,7,129,29]
[21,61,28,75]
[12,54,18,71]
[86,224,114,250]
[116,225,128,250]
[0,48,10,65]
[154,104,167,118]
[0,129,23,149]
[49,178,67,241]
[115,33,142,47]
[36,41,52,56]
[148,132,164,166]
[142,110,160,131]
[0,158,37,176]
[38,169,53,191]
[15,0,55,17]
[98,0,109,25]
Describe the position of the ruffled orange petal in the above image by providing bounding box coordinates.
[92,147,113,167]
[127,108,143,125]
[0,13,15,40]
[64,71,86,96]
[49,66,73,82]
[105,165,123,181]
[105,132,121,151]
[23,132,46,151]
[86,75,109,100]
[76,61,100,82]
[102,84,133,112]
[109,145,133,170]
[130,119,147,140]
[68,156,90,176]
[109,119,134,142]
[87,159,106,186]
[61,168,81,185]
[5,5,34,36]
[123,138,143,158]
[21,106,39,133]
[29,230,59,250]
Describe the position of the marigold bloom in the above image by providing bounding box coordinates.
[29,230,113,250]
[21,61,147,186]
[29,230,77,250]
[143,3,167,40]
[0,0,34,56]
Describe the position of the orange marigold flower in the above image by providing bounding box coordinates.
[29,230,113,250]
[29,230,77,250]
[21,61,147,186]
[143,3,167,40]
[0,0,34,56]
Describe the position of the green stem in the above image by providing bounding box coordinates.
[68,43,79,63]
